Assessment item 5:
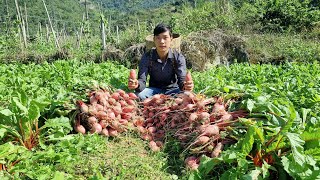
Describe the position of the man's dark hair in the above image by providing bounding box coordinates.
[153,23,172,37]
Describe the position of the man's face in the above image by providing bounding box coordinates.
[154,31,172,54]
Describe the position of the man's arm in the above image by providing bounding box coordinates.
[175,53,187,90]
[136,53,149,92]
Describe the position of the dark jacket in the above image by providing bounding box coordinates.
[136,48,187,92]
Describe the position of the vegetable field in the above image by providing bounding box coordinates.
[0,60,319,179]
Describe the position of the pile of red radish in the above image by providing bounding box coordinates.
[74,88,142,137]
[74,69,248,170]
[136,92,247,170]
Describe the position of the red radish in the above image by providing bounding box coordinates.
[129,69,136,79]
[185,71,193,82]
[75,118,86,134]
[119,100,127,107]
[133,119,144,126]
[126,99,135,106]
[87,116,98,125]
[76,100,88,113]
[117,89,126,97]
[196,136,210,145]
[199,112,210,120]
[95,91,104,101]
[111,92,120,100]
[122,106,135,113]
[108,97,116,105]
[149,141,160,152]
[141,134,153,141]
[143,98,152,106]
[99,120,108,129]
[185,104,195,111]
[212,102,226,115]
[159,113,167,121]
[185,156,199,170]
[95,104,104,111]
[202,125,220,137]
[220,113,233,121]
[90,96,98,104]
[108,128,118,137]
[128,92,138,99]
[75,124,86,134]
[121,113,132,120]
[155,141,163,147]
[147,126,157,133]
[123,93,130,99]
[170,121,176,128]
[100,98,108,107]
[88,106,98,115]
[148,112,154,118]
[211,142,223,158]
[136,126,146,133]
[107,111,116,120]
[152,94,161,101]
[189,113,198,121]
[96,111,108,120]
[112,106,122,115]
[175,98,183,104]
[90,123,102,134]
[100,128,109,136]
[119,119,128,125]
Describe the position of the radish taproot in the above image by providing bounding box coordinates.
[211,142,223,158]
[202,125,219,137]
[149,141,160,152]
[129,69,136,79]
[90,123,102,134]
[77,100,89,113]
[185,71,192,82]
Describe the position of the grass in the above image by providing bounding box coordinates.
[3,133,181,179]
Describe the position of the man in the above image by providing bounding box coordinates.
[128,23,194,100]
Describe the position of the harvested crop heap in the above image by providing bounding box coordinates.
[75,89,247,169]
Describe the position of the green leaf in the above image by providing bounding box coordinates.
[242,169,262,180]
[281,104,297,134]
[198,156,221,176]
[301,108,311,127]
[286,133,305,166]
[305,148,320,160]
[0,109,13,117]
[12,97,28,114]
[245,99,255,113]
[241,126,255,156]
[301,129,320,142]
[52,171,65,180]
[28,100,40,121]
[0,124,22,140]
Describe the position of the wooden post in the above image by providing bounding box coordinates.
[77,13,85,49]
[100,15,106,50]
[38,22,42,42]
[15,0,27,48]
[24,2,29,38]
[42,0,60,49]
[5,0,10,36]
[76,31,80,49]
[137,18,140,37]
[46,23,50,43]
[116,25,119,45]
[85,0,89,20]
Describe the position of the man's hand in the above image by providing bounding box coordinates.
[183,81,194,91]
[128,78,139,90]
